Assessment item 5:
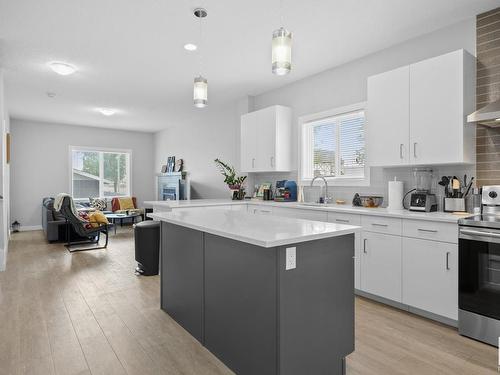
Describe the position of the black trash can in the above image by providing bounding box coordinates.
[134,220,160,276]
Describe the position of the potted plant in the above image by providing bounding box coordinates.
[214,158,247,200]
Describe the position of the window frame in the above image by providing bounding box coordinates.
[69,145,133,200]
[298,102,369,187]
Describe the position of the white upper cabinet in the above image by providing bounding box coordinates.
[367,49,475,167]
[367,66,410,166]
[240,105,292,172]
[409,50,475,165]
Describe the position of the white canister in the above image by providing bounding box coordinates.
[388,178,404,210]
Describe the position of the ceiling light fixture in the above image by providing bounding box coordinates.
[193,7,208,108]
[48,61,77,76]
[272,0,292,76]
[184,43,198,51]
[97,108,117,116]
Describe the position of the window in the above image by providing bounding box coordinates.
[300,103,367,185]
[70,147,131,199]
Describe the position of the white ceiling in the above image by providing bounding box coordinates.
[0,0,498,132]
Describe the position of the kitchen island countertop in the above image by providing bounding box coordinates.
[149,209,359,248]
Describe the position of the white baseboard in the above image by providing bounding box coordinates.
[19,225,43,232]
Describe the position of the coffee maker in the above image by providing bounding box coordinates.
[274,180,297,202]
[408,168,437,212]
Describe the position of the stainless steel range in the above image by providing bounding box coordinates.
[458,185,500,347]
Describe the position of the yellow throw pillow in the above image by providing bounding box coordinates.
[89,211,109,228]
[118,197,135,210]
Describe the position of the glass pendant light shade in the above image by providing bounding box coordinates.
[193,76,208,108]
[272,27,292,75]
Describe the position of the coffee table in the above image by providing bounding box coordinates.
[105,213,141,234]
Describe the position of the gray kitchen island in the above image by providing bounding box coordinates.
[150,209,359,375]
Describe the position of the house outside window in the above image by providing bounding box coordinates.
[299,102,368,186]
[70,146,131,199]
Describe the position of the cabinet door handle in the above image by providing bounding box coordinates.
[363,238,367,254]
[418,228,438,233]
[446,252,450,270]
[252,158,255,168]
[413,142,417,158]
[400,144,404,159]
[371,223,388,227]
[270,156,274,167]
[336,218,349,223]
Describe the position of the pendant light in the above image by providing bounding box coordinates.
[272,0,292,75]
[193,7,208,108]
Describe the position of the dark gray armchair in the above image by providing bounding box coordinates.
[42,197,67,242]
[58,195,109,252]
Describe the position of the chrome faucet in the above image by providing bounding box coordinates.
[310,176,331,204]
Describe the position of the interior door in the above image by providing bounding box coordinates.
[403,237,458,319]
[409,50,463,165]
[255,107,276,171]
[361,231,402,302]
[240,111,258,172]
[367,65,410,166]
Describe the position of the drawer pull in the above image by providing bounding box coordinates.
[418,228,438,233]
[446,252,450,270]
[336,219,349,223]
[363,238,367,254]
[371,223,388,227]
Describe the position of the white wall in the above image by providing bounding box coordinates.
[248,17,477,203]
[154,105,240,199]
[0,70,10,271]
[10,119,155,228]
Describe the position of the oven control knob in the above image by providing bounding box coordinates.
[489,191,498,199]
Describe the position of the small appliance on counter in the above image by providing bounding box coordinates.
[274,180,297,202]
[406,168,437,212]
[458,185,500,346]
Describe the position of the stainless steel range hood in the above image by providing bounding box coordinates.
[467,99,500,127]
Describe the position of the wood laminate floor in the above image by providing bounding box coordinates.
[0,229,497,375]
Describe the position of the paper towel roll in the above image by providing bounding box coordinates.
[388,179,404,210]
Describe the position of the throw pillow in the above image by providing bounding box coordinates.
[89,197,107,211]
[118,197,135,210]
[89,211,109,228]
[78,211,93,229]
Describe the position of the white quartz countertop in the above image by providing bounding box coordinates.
[149,209,359,248]
[144,199,470,223]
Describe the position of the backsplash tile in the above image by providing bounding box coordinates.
[247,164,474,210]
[476,7,500,187]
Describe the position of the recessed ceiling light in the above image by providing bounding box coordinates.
[97,108,117,116]
[48,61,77,76]
[184,43,197,51]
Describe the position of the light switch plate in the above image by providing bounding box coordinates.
[286,247,296,270]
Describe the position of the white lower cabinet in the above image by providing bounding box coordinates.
[402,237,458,320]
[327,212,361,290]
[361,231,402,302]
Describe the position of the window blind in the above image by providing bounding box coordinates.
[304,109,365,180]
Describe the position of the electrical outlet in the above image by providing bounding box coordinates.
[286,247,296,270]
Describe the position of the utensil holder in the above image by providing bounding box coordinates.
[443,198,465,212]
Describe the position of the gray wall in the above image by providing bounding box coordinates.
[247,17,477,204]
[11,119,155,228]
[154,106,240,199]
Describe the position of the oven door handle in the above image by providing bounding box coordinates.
[460,228,500,239]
